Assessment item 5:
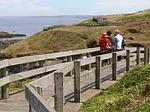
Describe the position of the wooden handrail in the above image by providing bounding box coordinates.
[25,47,144,112]
[0,47,146,112]
[25,85,56,112]
[0,47,100,69]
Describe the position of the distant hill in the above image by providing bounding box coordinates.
[79,9,150,25]
[118,9,150,22]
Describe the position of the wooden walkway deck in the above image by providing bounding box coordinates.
[0,47,146,112]
[0,59,136,112]
[0,92,29,112]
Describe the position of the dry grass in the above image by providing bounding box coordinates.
[1,9,150,57]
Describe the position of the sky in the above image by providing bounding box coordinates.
[0,0,150,16]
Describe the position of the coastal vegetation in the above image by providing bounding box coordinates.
[80,65,150,112]
[118,10,150,22]
[1,9,150,57]
[79,19,99,26]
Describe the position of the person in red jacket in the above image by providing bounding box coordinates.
[99,33,113,53]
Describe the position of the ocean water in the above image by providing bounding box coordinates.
[0,16,92,37]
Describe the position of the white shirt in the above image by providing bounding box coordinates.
[114,34,123,50]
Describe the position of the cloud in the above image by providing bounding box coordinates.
[0,0,52,16]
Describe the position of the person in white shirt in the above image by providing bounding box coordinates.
[114,29,123,51]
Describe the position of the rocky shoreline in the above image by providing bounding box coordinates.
[0,31,26,52]
[0,39,22,51]
[0,31,26,38]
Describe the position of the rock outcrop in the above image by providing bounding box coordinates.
[0,32,26,38]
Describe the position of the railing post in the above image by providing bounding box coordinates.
[67,56,73,76]
[74,61,81,102]
[112,53,117,81]
[87,53,92,70]
[148,48,150,64]
[144,47,148,65]
[54,72,64,112]
[126,50,130,71]
[1,68,9,99]
[136,47,140,65]
[95,56,101,89]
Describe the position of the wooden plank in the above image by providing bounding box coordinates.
[112,53,117,80]
[126,50,130,71]
[25,85,56,112]
[0,48,137,89]
[148,48,150,64]
[54,72,64,112]
[57,62,74,76]
[0,47,99,70]
[1,68,9,99]
[144,47,148,65]
[136,47,140,65]
[79,57,95,66]
[81,68,95,77]
[67,56,73,76]
[0,76,10,87]
[0,62,72,87]
[0,47,138,70]
[74,61,81,102]
[30,62,73,88]
[0,60,9,69]
[95,56,101,89]
[87,53,92,70]
[30,72,55,89]
[9,67,46,83]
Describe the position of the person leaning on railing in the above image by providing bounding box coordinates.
[99,32,113,66]
[114,29,124,51]
[99,32,113,54]
[114,29,126,61]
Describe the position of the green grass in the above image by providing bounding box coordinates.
[0,78,37,99]
[80,65,150,112]
[81,19,99,26]
[119,12,150,22]
[9,78,36,94]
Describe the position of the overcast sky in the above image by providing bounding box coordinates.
[0,0,150,16]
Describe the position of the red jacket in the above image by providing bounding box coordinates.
[99,37,112,52]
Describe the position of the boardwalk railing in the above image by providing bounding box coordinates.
[25,47,147,112]
[1,47,107,99]
[0,46,148,112]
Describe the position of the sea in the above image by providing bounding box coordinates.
[0,16,92,39]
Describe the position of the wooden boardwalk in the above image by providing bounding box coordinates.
[0,59,136,112]
[0,47,146,112]
[0,92,29,112]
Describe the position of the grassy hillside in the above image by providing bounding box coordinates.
[1,25,105,56]
[1,9,150,57]
[80,9,150,25]
[80,65,150,112]
[118,9,150,22]
[79,19,99,26]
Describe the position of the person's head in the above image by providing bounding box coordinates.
[101,33,108,38]
[114,29,120,36]
[107,31,112,36]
